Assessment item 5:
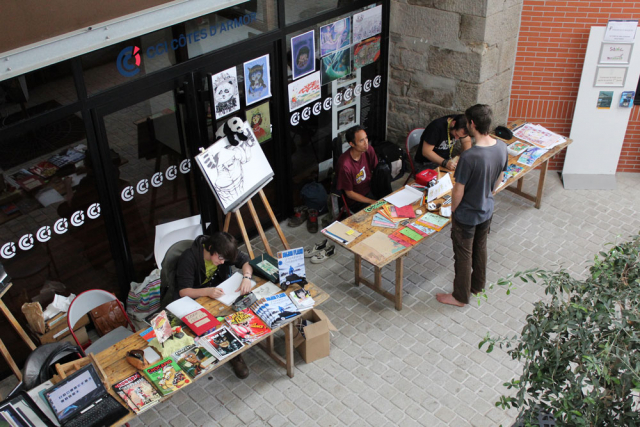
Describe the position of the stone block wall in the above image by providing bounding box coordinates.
[387,0,523,145]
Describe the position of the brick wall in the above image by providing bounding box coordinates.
[508,0,640,171]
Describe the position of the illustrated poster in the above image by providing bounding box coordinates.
[245,102,272,143]
[291,30,316,80]
[195,121,274,214]
[243,54,272,106]
[354,36,381,69]
[321,47,352,85]
[211,67,240,120]
[288,71,321,112]
[352,5,382,44]
[277,247,306,288]
[320,18,351,56]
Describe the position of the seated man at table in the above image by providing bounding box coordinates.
[336,125,390,213]
[414,114,473,172]
[174,231,253,378]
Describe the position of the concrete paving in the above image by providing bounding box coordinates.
[5,171,639,426]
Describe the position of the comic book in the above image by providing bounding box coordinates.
[224,309,271,344]
[198,327,244,359]
[150,311,173,345]
[249,293,300,329]
[112,372,162,414]
[142,358,191,396]
[171,344,218,379]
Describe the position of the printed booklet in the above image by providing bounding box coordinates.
[277,247,308,289]
[143,358,191,396]
[112,372,161,414]
[225,309,271,344]
[171,344,218,379]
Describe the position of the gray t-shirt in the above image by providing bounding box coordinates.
[453,140,508,225]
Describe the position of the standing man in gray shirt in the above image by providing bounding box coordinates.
[437,104,508,307]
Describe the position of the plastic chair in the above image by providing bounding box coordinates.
[159,239,192,309]
[67,290,136,356]
[403,128,425,185]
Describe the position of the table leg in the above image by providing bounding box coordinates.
[395,257,404,311]
[534,160,549,209]
[516,177,524,192]
[374,266,382,291]
[284,322,294,378]
[354,255,361,286]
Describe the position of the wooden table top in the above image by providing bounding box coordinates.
[95,279,329,395]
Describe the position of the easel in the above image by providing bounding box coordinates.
[0,283,37,381]
[222,189,290,258]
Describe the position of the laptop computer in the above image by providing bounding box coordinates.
[44,364,129,427]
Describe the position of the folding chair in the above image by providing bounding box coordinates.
[403,128,425,185]
[67,290,136,356]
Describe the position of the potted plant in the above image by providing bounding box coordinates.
[479,234,640,426]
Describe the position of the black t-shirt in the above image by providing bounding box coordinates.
[415,115,456,164]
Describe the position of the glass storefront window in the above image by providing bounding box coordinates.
[186,0,278,59]
[103,91,199,282]
[285,0,356,25]
[0,61,77,128]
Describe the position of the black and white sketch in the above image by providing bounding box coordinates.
[352,5,382,44]
[196,121,274,214]
[211,67,241,120]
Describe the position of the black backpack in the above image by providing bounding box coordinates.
[372,140,407,181]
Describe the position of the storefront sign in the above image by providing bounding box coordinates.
[116,12,257,77]
[290,75,381,126]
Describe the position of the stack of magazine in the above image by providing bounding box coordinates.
[250,293,301,329]
[197,327,244,360]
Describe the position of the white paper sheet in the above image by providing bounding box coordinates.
[215,272,257,306]
[440,206,451,217]
[166,296,205,319]
[427,174,453,202]
[252,282,282,299]
[384,185,423,207]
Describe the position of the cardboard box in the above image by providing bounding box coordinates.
[36,314,90,344]
[59,326,89,346]
[293,309,336,363]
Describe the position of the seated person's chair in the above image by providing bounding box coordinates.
[329,137,352,219]
[67,290,136,356]
[403,128,425,185]
[159,240,192,309]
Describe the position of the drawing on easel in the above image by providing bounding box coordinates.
[211,67,240,120]
[195,121,274,214]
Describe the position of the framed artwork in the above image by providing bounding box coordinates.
[321,47,352,85]
[352,5,382,44]
[320,18,351,56]
[354,35,381,69]
[288,71,321,112]
[599,43,633,64]
[245,102,272,143]
[594,66,628,87]
[243,54,272,106]
[291,30,316,80]
[211,67,240,120]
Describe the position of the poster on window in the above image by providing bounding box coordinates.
[352,5,382,44]
[320,18,351,57]
[354,36,381,69]
[245,102,272,143]
[337,106,357,131]
[288,71,321,111]
[243,54,272,106]
[321,47,352,85]
[211,67,240,120]
[291,30,315,80]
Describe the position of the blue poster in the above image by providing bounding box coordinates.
[320,18,351,57]
[243,54,272,106]
[291,30,315,80]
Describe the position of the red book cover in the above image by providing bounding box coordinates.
[389,228,416,247]
[395,205,416,218]
[225,309,271,344]
[182,308,221,336]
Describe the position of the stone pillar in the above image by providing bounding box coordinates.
[387,0,523,143]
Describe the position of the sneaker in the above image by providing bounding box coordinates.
[229,354,249,379]
[310,245,336,264]
[307,209,319,233]
[304,239,328,258]
[287,206,308,228]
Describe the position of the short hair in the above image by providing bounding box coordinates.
[202,231,238,262]
[345,125,365,145]
[465,104,493,135]
[451,114,468,134]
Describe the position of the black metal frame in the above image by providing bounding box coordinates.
[0,0,391,295]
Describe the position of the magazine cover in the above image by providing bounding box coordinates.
[201,327,244,359]
[277,247,307,288]
[112,372,161,414]
[143,358,191,396]
[225,309,271,343]
[171,344,218,379]
[250,293,301,329]
[289,288,315,310]
[150,310,173,345]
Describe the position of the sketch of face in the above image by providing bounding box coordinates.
[297,53,309,68]
[252,113,262,126]
[216,81,235,103]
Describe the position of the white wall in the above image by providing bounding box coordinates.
[562,25,640,190]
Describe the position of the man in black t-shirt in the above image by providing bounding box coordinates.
[414,114,472,171]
